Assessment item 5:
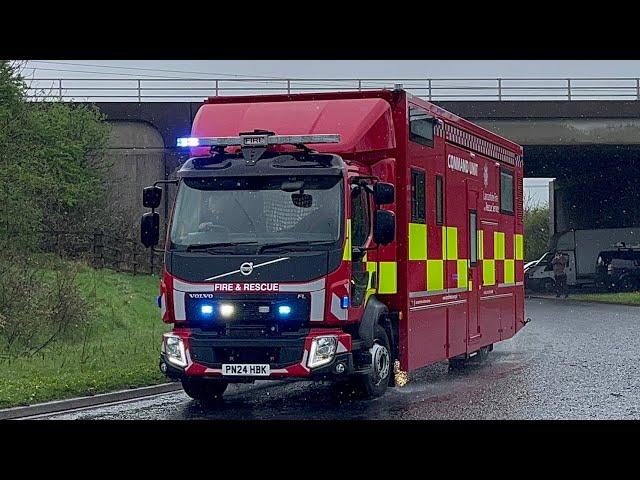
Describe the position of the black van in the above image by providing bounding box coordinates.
[595,245,640,291]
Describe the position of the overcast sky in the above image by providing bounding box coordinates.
[25,59,633,206]
[21,60,640,79]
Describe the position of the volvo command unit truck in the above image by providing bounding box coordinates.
[140,88,526,401]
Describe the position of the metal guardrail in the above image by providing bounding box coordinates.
[24,77,640,102]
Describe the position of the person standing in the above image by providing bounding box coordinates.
[552,250,568,298]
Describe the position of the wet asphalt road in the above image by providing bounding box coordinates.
[41,298,640,420]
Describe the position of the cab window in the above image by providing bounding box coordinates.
[500,168,514,214]
[409,106,435,147]
[351,187,370,247]
[411,169,426,223]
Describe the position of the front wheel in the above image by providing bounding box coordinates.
[181,378,228,403]
[353,324,392,399]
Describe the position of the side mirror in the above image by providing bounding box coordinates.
[374,182,395,205]
[374,210,395,245]
[143,186,163,209]
[141,212,160,248]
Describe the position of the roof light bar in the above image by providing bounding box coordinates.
[177,137,200,147]
[176,133,340,148]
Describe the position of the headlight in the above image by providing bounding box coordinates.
[219,303,235,318]
[307,336,338,369]
[164,334,187,368]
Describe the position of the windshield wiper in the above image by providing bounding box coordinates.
[185,241,258,252]
[258,240,335,254]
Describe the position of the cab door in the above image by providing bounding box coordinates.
[349,182,372,312]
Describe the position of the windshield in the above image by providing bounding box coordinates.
[169,176,343,251]
[538,251,553,264]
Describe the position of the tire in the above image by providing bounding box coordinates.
[475,345,491,362]
[448,357,467,370]
[354,324,392,399]
[181,378,228,403]
[449,345,491,370]
[620,276,638,292]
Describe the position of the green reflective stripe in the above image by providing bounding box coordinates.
[365,261,378,302]
[478,230,484,260]
[494,231,505,260]
[409,223,427,260]
[483,259,496,286]
[378,261,397,294]
[446,226,458,260]
[515,234,524,260]
[457,259,468,289]
[504,259,515,284]
[427,260,444,291]
[366,261,377,288]
[342,219,351,261]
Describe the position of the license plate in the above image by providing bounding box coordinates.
[241,135,268,147]
[222,364,270,376]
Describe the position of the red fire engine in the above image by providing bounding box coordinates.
[140,88,525,401]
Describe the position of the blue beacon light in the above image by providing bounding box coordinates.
[177,137,200,147]
[341,296,350,309]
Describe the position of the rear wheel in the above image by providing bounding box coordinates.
[475,345,491,361]
[354,324,392,399]
[620,276,639,292]
[448,357,467,370]
[181,378,228,403]
[449,345,492,370]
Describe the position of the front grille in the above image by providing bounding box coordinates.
[189,333,305,368]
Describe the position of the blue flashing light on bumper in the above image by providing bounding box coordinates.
[200,304,214,315]
[278,305,292,316]
[341,296,350,309]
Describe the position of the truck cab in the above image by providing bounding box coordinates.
[525,250,575,292]
[141,97,400,401]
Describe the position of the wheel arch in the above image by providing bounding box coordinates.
[357,295,398,360]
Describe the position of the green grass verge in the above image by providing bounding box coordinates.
[563,292,640,305]
[0,264,169,409]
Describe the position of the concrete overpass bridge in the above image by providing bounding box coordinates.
[35,77,639,236]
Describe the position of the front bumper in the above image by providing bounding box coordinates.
[160,328,359,382]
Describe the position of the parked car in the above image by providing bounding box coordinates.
[595,244,640,292]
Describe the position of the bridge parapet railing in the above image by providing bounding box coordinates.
[23,77,640,102]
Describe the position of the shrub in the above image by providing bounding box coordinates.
[0,255,93,358]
